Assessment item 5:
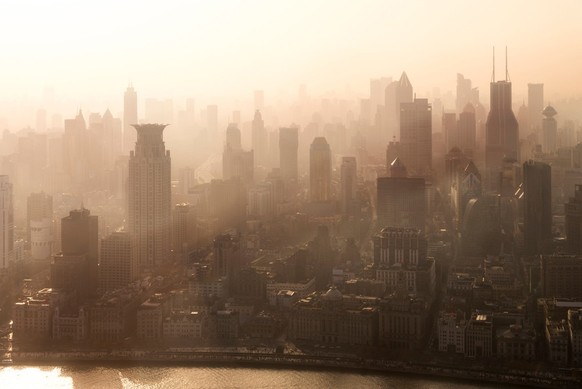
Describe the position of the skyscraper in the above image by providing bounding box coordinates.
[27,192,53,260]
[527,83,544,137]
[252,110,268,168]
[456,73,472,113]
[377,158,426,231]
[51,207,98,298]
[566,185,582,254]
[400,98,432,175]
[457,103,477,157]
[542,105,558,154]
[485,50,519,174]
[123,84,138,154]
[340,157,358,216]
[309,137,332,203]
[128,124,171,269]
[223,124,254,184]
[0,176,13,269]
[523,160,552,254]
[279,127,299,181]
[99,231,137,292]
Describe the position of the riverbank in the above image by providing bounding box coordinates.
[10,349,581,388]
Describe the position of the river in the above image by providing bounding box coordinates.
[0,365,500,388]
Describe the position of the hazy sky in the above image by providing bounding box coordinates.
[0,0,581,114]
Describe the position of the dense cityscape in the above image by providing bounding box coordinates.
[0,2,582,388]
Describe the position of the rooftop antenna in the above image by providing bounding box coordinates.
[505,46,510,82]
[491,46,495,83]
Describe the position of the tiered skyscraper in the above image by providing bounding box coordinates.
[128,124,171,269]
[485,50,519,174]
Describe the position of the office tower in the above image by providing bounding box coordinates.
[223,124,254,183]
[0,176,13,269]
[279,127,299,181]
[254,90,264,112]
[443,112,458,153]
[100,231,137,292]
[456,73,472,113]
[528,83,544,136]
[128,124,171,269]
[523,160,552,255]
[542,105,558,154]
[102,109,123,166]
[485,50,519,173]
[340,157,358,216]
[63,110,87,183]
[27,192,53,260]
[565,185,582,254]
[377,158,426,231]
[213,234,241,283]
[172,204,197,258]
[457,103,477,157]
[445,147,470,194]
[400,98,432,175]
[248,182,274,219]
[51,208,98,298]
[225,123,242,150]
[383,73,413,141]
[252,110,268,167]
[309,137,332,203]
[207,105,218,134]
[373,227,427,267]
[517,102,530,142]
[541,254,582,298]
[123,84,138,154]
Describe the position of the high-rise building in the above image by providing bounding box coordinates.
[565,185,582,254]
[485,54,519,174]
[528,83,544,137]
[452,161,482,226]
[523,160,552,254]
[63,110,87,184]
[377,158,426,231]
[172,204,197,258]
[128,124,171,269]
[443,112,458,153]
[456,74,472,113]
[309,137,332,203]
[279,127,299,182]
[123,84,138,154]
[542,105,558,154]
[400,98,432,175]
[340,157,358,216]
[457,103,477,157]
[0,176,13,269]
[252,111,268,168]
[99,231,137,292]
[27,192,53,260]
[223,124,254,184]
[51,208,98,298]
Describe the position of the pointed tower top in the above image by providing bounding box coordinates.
[399,72,412,88]
[389,157,408,178]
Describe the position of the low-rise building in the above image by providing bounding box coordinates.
[437,311,466,354]
[465,312,493,358]
[569,309,582,366]
[545,319,569,364]
[163,311,203,339]
[496,325,536,361]
[52,306,88,341]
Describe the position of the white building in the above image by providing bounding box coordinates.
[437,312,466,353]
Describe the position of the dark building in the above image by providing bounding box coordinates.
[99,231,137,292]
[51,208,98,299]
[377,158,425,231]
[541,254,582,298]
[309,137,332,203]
[523,161,552,254]
[400,98,432,176]
[566,185,582,254]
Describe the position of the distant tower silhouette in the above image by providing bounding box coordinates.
[123,84,138,154]
[541,105,558,153]
[309,137,332,203]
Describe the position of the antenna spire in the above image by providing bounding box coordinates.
[505,46,510,82]
[491,46,496,83]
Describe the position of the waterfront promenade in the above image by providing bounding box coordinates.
[9,348,582,388]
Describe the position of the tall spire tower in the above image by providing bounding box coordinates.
[485,48,519,179]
